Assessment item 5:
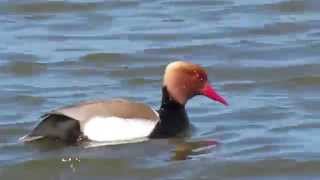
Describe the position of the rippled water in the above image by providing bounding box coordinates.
[0,0,320,179]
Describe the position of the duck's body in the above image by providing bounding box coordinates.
[21,61,227,144]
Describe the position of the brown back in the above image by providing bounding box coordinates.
[49,99,159,125]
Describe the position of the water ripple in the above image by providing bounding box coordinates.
[0,0,319,179]
[1,1,139,14]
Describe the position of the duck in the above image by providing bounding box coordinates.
[20,61,228,144]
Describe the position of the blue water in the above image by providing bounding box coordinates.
[0,0,320,179]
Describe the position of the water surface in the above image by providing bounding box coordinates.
[0,0,320,179]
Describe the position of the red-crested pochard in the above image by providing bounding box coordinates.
[20,61,228,144]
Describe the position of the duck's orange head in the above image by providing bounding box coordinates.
[163,61,228,106]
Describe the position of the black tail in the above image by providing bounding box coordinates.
[20,114,82,143]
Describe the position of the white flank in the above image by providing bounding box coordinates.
[83,138,149,148]
[83,116,157,142]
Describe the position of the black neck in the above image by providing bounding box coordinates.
[160,86,183,110]
[149,87,189,138]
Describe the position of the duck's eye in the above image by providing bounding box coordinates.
[194,71,207,82]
